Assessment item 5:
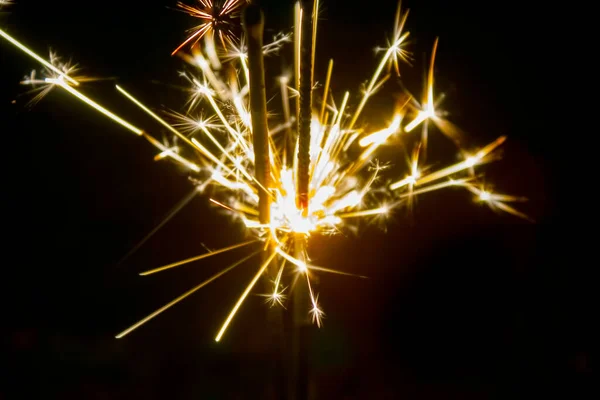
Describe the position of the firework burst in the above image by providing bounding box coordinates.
[0,0,529,343]
[172,0,249,55]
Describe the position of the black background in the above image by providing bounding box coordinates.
[0,0,586,398]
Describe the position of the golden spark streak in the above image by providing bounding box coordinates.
[140,240,258,276]
[319,59,333,123]
[210,198,257,216]
[294,2,302,118]
[464,184,532,221]
[271,259,286,299]
[338,206,388,218]
[403,111,428,133]
[280,76,292,164]
[389,136,506,190]
[275,246,307,272]
[493,201,533,221]
[305,273,323,327]
[189,138,239,178]
[426,38,438,113]
[404,38,438,134]
[116,85,198,149]
[311,0,319,84]
[348,31,410,131]
[209,198,237,212]
[215,249,278,342]
[0,28,79,86]
[46,78,142,135]
[398,178,469,197]
[193,79,253,158]
[142,134,201,172]
[307,265,368,279]
[194,126,273,201]
[116,251,258,339]
[199,126,256,185]
[359,114,402,147]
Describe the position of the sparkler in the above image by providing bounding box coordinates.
[0,0,530,343]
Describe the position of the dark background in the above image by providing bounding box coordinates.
[0,0,586,398]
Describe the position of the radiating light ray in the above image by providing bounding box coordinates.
[465,184,532,221]
[116,250,259,339]
[209,198,237,212]
[264,259,287,307]
[273,259,286,294]
[390,136,506,190]
[117,188,201,266]
[358,114,403,147]
[46,78,142,135]
[319,59,333,123]
[275,246,307,272]
[403,37,439,153]
[143,133,201,171]
[307,265,368,279]
[294,1,302,119]
[397,178,470,198]
[338,206,389,218]
[140,239,258,276]
[305,276,323,327]
[311,0,320,84]
[192,78,253,158]
[116,85,201,149]
[18,51,106,107]
[347,4,410,132]
[167,110,223,134]
[215,248,278,341]
[385,1,412,75]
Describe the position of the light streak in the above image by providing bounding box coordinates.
[215,249,277,341]
[46,78,142,135]
[140,240,258,275]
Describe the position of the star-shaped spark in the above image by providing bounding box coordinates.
[19,51,99,107]
[376,1,412,76]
